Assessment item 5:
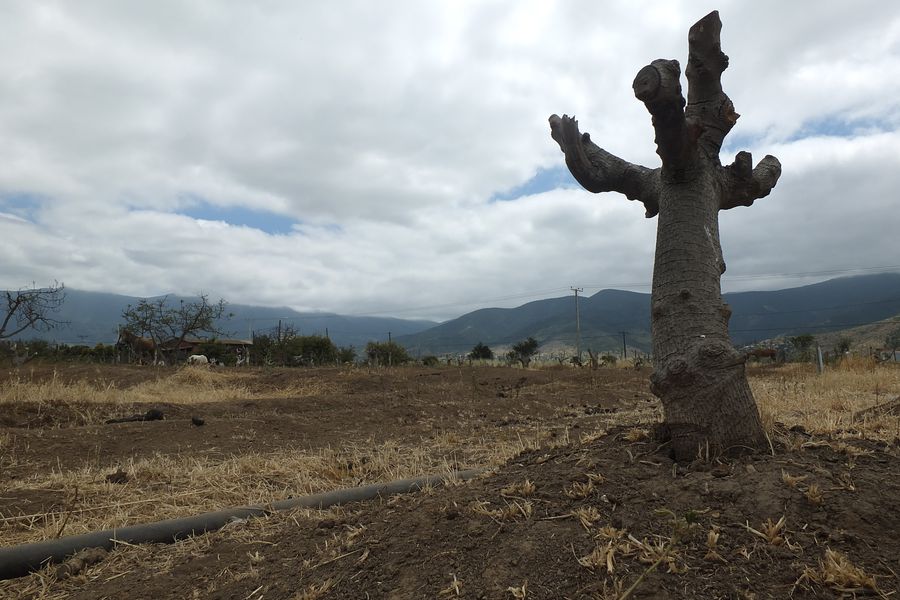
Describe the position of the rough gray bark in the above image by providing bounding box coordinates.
[550,11,781,460]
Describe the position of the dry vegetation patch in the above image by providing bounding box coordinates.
[1,362,899,598]
[753,360,900,442]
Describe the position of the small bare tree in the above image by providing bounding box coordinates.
[551,12,781,459]
[121,294,231,362]
[0,282,66,340]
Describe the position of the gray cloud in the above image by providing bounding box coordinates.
[1,1,898,321]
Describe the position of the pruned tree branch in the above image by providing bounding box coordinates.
[685,11,739,159]
[549,114,661,217]
[686,12,727,100]
[720,151,782,210]
[632,59,696,177]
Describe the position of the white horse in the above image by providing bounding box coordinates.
[187,354,209,365]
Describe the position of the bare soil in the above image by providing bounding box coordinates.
[1,364,899,599]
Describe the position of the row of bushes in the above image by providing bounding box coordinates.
[1,340,119,363]
[4,336,623,369]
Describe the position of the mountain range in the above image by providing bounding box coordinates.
[11,290,437,350]
[8,273,900,356]
[396,273,900,356]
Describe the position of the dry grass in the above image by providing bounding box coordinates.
[2,361,898,598]
[0,366,336,412]
[0,428,547,547]
[797,548,884,596]
[0,367,343,433]
[752,360,900,441]
[0,364,576,552]
[744,516,787,546]
[3,501,357,600]
[500,479,536,498]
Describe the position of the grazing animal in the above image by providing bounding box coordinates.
[747,348,777,362]
[187,354,209,365]
[11,347,36,367]
[117,329,156,364]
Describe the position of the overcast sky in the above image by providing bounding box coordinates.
[1,1,898,322]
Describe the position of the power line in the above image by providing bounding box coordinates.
[732,296,900,318]
[422,295,900,327]
[723,264,900,281]
[731,316,900,334]
[337,264,900,320]
[100,265,900,324]
[581,264,900,291]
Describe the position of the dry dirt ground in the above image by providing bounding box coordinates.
[1,363,899,599]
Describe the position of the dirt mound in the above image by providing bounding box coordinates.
[53,427,900,599]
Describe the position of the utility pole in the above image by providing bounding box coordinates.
[571,287,583,362]
[620,331,627,359]
[388,331,392,367]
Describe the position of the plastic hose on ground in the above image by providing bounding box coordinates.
[0,468,483,580]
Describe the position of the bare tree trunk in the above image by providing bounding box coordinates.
[649,170,766,459]
[550,11,781,460]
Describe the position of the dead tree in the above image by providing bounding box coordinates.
[550,11,781,460]
[1,282,66,340]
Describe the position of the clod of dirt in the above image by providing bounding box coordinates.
[143,408,164,421]
[191,416,205,427]
[104,469,129,484]
[54,547,108,579]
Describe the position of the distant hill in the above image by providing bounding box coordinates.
[7,289,437,350]
[396,289,651,357]
[9,273,900,356]
[779,313,900,355]
[397,273,900,356]
[727,273,900,346]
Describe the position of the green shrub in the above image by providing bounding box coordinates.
[365,341,411,366]
[468,342,494,360]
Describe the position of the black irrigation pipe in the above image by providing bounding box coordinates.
[0,469,483,580]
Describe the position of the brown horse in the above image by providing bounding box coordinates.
[117,329,157,364]
[747,348,777,362]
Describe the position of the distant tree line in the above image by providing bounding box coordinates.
[252,325,356,366]
[0,339,118,365]
[8,280,896,370]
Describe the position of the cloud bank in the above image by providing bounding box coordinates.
[1,1,898,321]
